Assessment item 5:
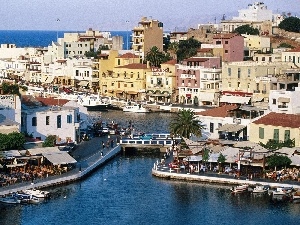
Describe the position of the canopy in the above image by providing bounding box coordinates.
[217,123,245,133]
[42,152,77,165]
[182,137,205,154]
[220,95,251,104]
[6,163,27,168]
[78,80,89,86]
[290,154,300,167]
[27,147,61,156]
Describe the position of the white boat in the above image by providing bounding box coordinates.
[292,191,300,202]
[78,95,112,111]
[252,185,269,194]
[23,189,50,198]
[123,104,150,113]
[0,195,21,204]
[231,184,249,194]
[272,187,293,196]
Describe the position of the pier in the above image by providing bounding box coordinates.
[0,144,122,196]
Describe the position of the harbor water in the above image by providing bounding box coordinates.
[1,111,300,225]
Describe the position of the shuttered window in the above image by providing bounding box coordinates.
[273,129,279,141]
[259,127,264,139]
[284,130,290,141]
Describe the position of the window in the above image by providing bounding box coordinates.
[117,59,120,65]
[272,99,276,105]
[46,116,50,125]
[262,57,265,61]
[237,68,241,78]
[228,82,231,88]
[225,50,228,53]
[273,129,279,141]
[284,130,290,141]
[210,123,214,133]
[57,115,61,128]
[248,68,251,77]
[67,115,72,123]
[225,41,228,44]
[259,127,264,139]
[216,41,221,45]
[228,68,231,76]
[32,117,37,126]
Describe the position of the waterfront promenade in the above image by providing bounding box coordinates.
[0,136,121,196]
[152,153,300,190]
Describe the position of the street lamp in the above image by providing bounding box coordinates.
[126,20,130,50]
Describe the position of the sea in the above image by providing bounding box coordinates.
[0,32,300,225]
[0,30,131,50]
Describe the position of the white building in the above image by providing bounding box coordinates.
[22,105,83,143]
[232,2,273,22]
[269,84,300,114]
[0,94,21,126]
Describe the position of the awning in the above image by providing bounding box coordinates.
[127,91,137,95]
[6,163,27,168]
[78,80,89,86]
[252,96,264,102]
[278,97,290,103]
[27,147,61,156]
[217,123,245,133]
[44,76,55,84]
[220,95,251,104]
[0,127,19,134]
[200,92,215,101]
[116,90,124,94]
[42,152,77,165]
[186,94,191,98]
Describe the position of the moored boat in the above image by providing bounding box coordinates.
[78,95,112,111]
[23,189,50,198]
[0,194,21,204]
[123,104,150,113]
[252,185,269,194]
[231,184,249,194]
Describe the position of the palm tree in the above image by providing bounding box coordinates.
[169,109,204,138]
[145,46,172,67]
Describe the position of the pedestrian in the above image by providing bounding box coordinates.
[110,139,114,148]
[101,151,103,157]
[102,141,105,150]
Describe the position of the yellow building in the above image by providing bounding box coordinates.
[145,59,177,103]
[222,61,295,102]
[101,57,151,100]
[249,112,300,147]
[132,17,163,59]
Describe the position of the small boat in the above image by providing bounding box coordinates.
[272,187,293,196]
[123,104,150,113]
[252,185,269,194]
[0,194,21,204]
[292,191,300,202]
[231,184,249,194]
[23,189,50,198]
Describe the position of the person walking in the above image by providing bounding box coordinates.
[110,139,114,148]
[102,141,105,150]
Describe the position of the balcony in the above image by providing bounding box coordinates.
[278,105,288,108]
[253,90,260,93]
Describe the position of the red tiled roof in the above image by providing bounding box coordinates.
[116,63,148,69]
[288,47,300,52]
[213,33,239,39]
[162,59,177,65]
[35,97,69,107]
[253,112,300,128]
[196,105,238,117]
[119,53,139,58]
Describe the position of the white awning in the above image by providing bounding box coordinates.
[220,95,251,104]
[27,147,61,156]
[78,80,89,86]
[42,152,77,165]
[200,92,215,101]
[217,123,245,133]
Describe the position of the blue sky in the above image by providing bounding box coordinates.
[0,0,298,31]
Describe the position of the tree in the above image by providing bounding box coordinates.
[217,153,226,172]
[169,109,204,138]
[278,42,294,49]
[202,148,210,166]
[234,24,259,35]
[0,132,25,150]
[267,154,292,170]
[1,83,20,95]
[279,16,300,33]
[177,38,202,61]
[145,46,172,67]
[42,135,57,147]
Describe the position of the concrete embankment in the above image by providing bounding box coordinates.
[152,169,300,189]
[0,144,121,196]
